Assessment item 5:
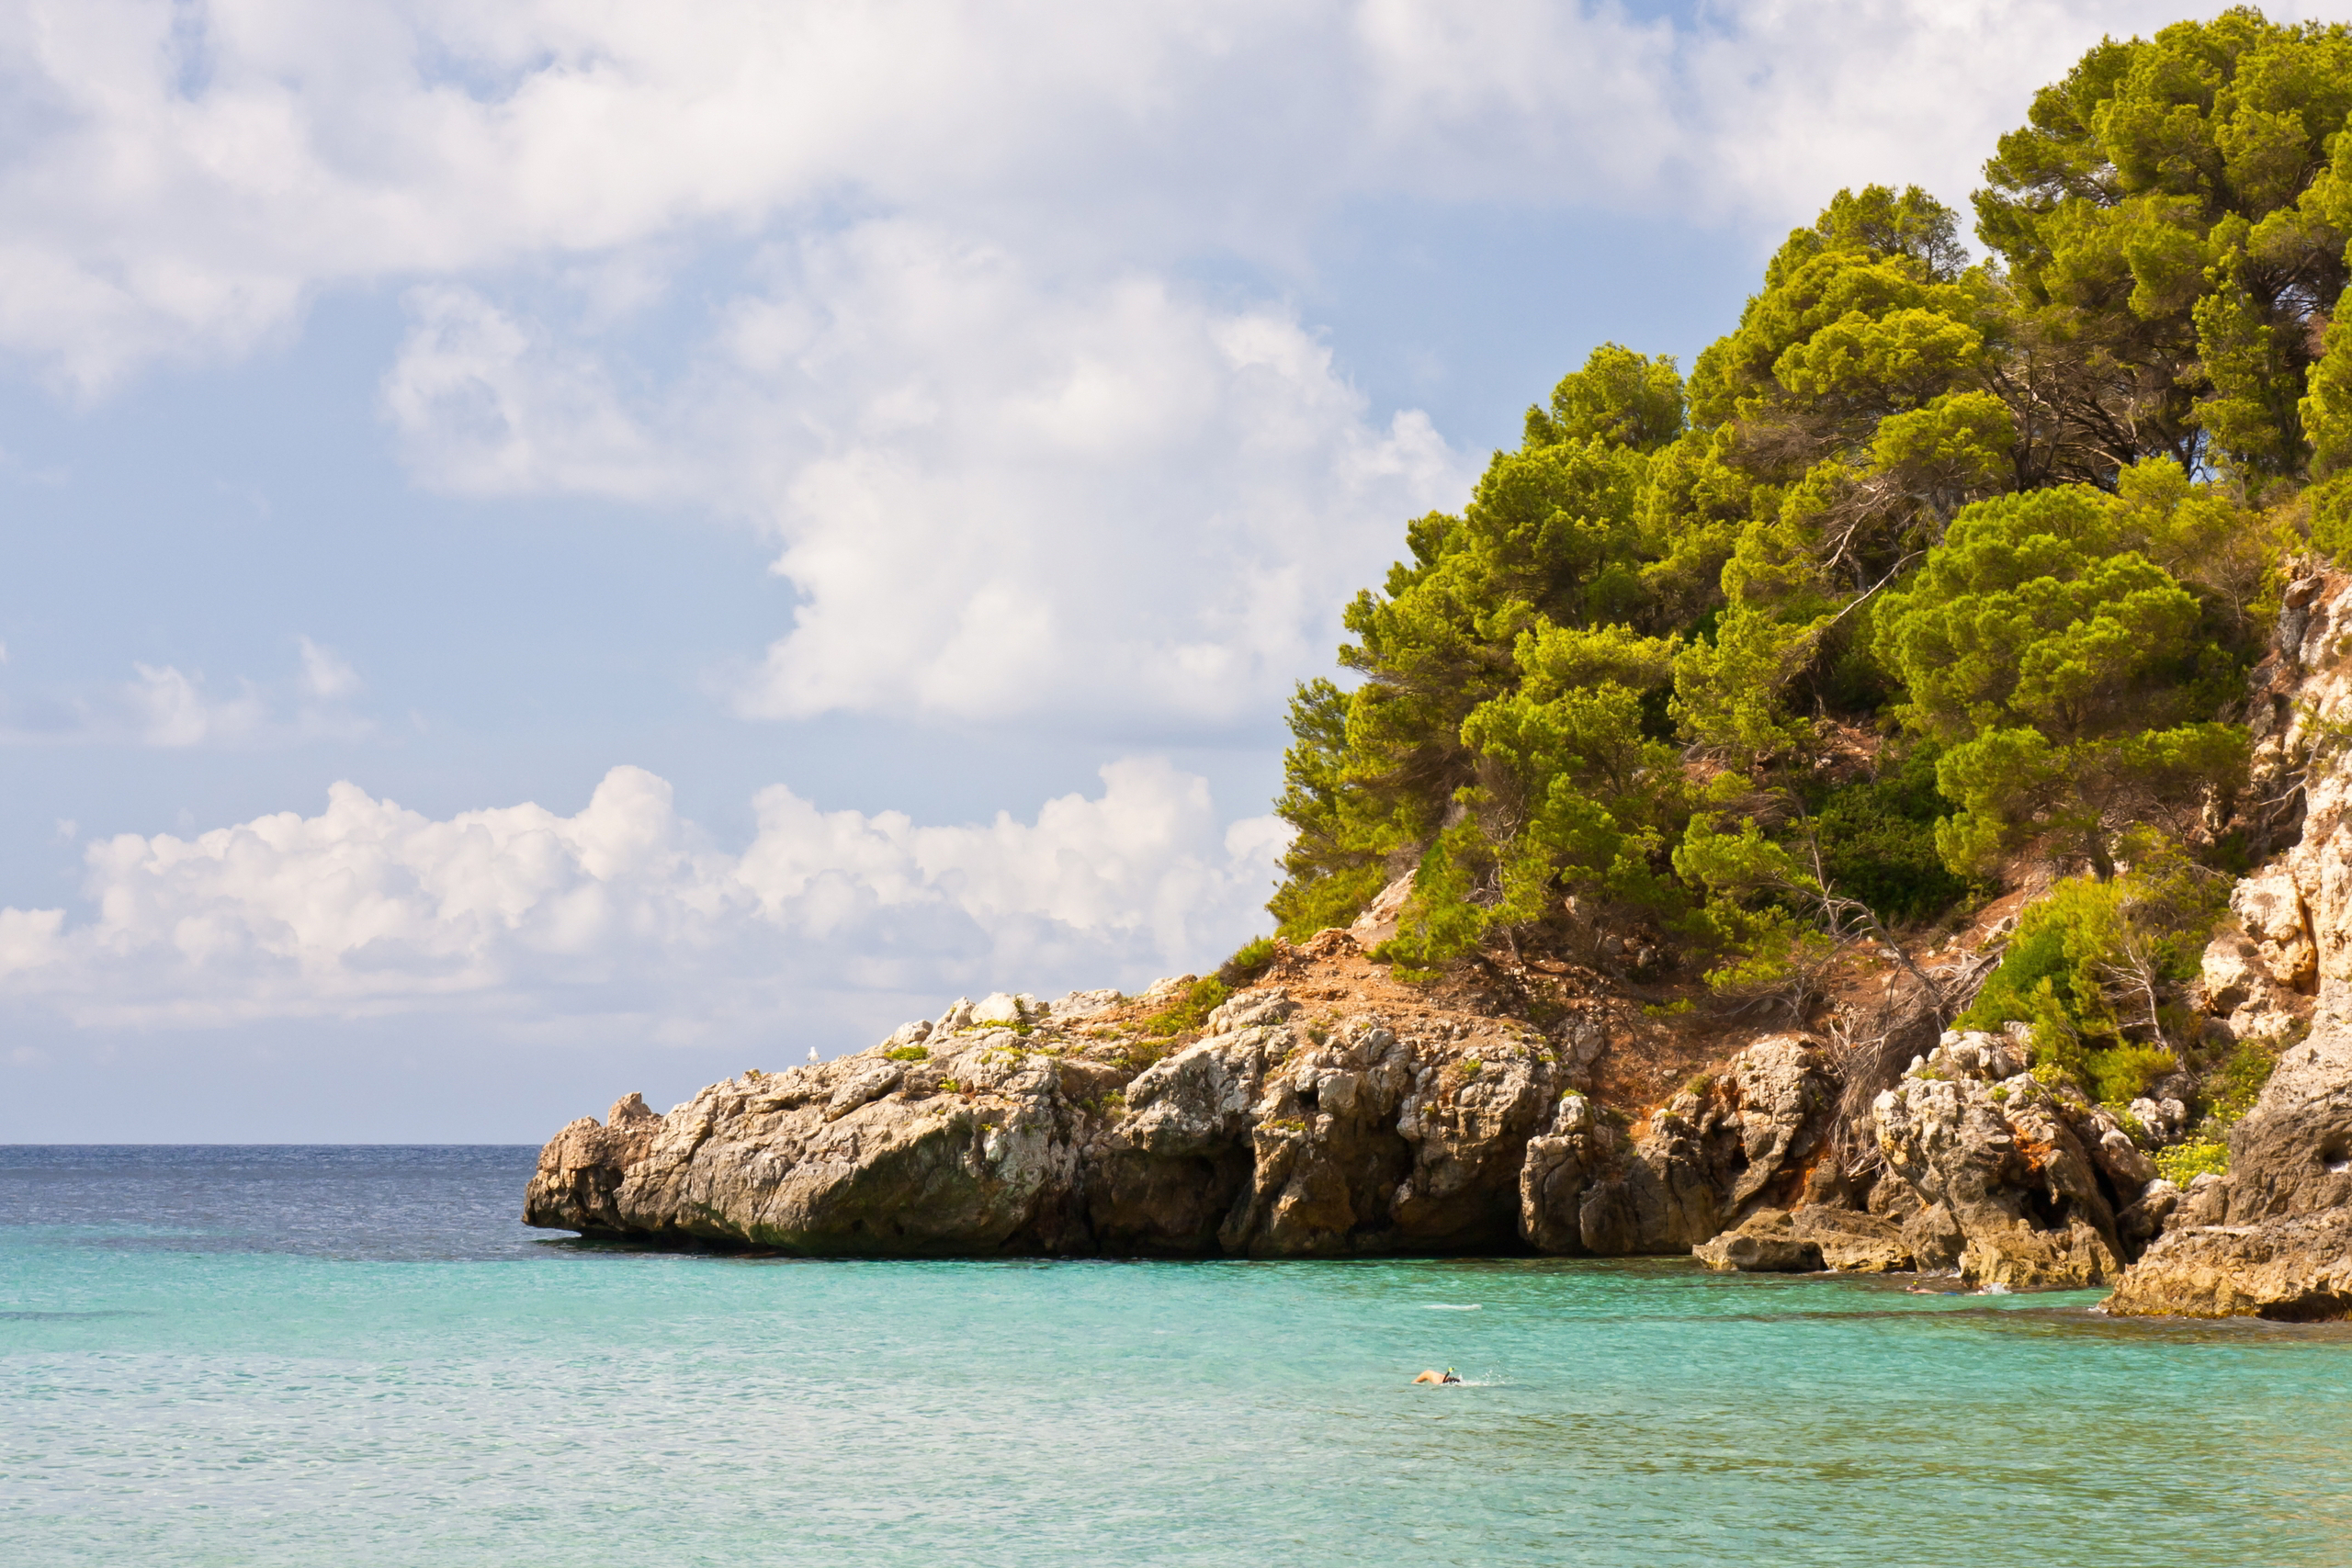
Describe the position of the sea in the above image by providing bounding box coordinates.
[3,1145,2348,1567]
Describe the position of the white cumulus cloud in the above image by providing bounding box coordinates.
[383,224,1465,725]
[0,760,1287,1042]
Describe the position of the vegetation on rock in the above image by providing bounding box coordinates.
[1270,10,2350,1051]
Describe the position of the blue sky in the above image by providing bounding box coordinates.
[0,0,2299,1140]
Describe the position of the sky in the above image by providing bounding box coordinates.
[0,0,2317,1141]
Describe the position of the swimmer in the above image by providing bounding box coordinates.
[1412,1368,1464,1384]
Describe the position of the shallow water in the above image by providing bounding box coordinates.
[4,1146,2348,1567]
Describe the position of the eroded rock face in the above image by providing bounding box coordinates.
[2112,563,2352,1319]
[2109,1021,2352,1317]
[2202,866,2318,1041]
[1518,1036,1838,1257]
[526,986,1572,1258]
[1870,1032,2134,1289]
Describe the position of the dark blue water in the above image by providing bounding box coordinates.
[5,1145,2350,1566]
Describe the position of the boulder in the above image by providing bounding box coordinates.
[2116,1179,2181,1249]
[1046,988,1124,1024]
[1692,1204,1909,1273]
[2104,1210,2352,1319]
[1346,873,1416,946]
[1899,1202,1965,1273]
[2129,1095,2188,1143]
[1791,1205,1913,1272]
[2094,1126,2159,1195]
[1871,1040,2126,1289]
[971,992,1035,1026]
[1694,1209,1822,1273]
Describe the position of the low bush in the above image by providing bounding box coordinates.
[2087,1042,2177,1107]
[2154,1138,2229,1185]
[2205,1035,2285,1126]
[1959,834,2226,1098]
[1140,977,1232,1038]
[884,1045,930,1063]
[1218,936,1278,986]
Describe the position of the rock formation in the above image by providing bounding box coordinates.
[526,938,1873,1262]
[526,973,1582,1258]
[523,968,2168,1277]
[1518,1035,1839,1257]
[524,574,2352,1308]
[1869,1032,2136,1288]
[2096,569,2352,1316]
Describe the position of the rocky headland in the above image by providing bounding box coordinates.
[526,566,2352,1320]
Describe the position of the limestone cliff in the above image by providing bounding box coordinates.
[2107,564,2352,1319]
[525,939,1843,1259]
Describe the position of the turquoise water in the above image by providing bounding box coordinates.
[5,1149,2351,1566]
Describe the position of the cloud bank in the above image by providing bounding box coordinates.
[4,3,2295,742]
[0,761,1287,1046]
[381,229,1464,725]
[0,1,2287,391]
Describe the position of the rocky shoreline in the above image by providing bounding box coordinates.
[525,567,2352,1321]
[523,968,2197,1287]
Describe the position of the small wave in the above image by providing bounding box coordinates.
[1419,1303,1481,1311]
[1973,1283,2014,1296]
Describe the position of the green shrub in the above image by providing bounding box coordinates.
[1957,835,2226,1092]
[884,1045,930,1063]
[1218,936,1279,986]
[1140,978,1231,1038]
[2154,1139,2229,1185]
[1958,908,2090,1038]
[1802,747,1973,924]
[2087,1043,2177,1107]
[1270,861,1390,945]
[2206,1035,2284,1126]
